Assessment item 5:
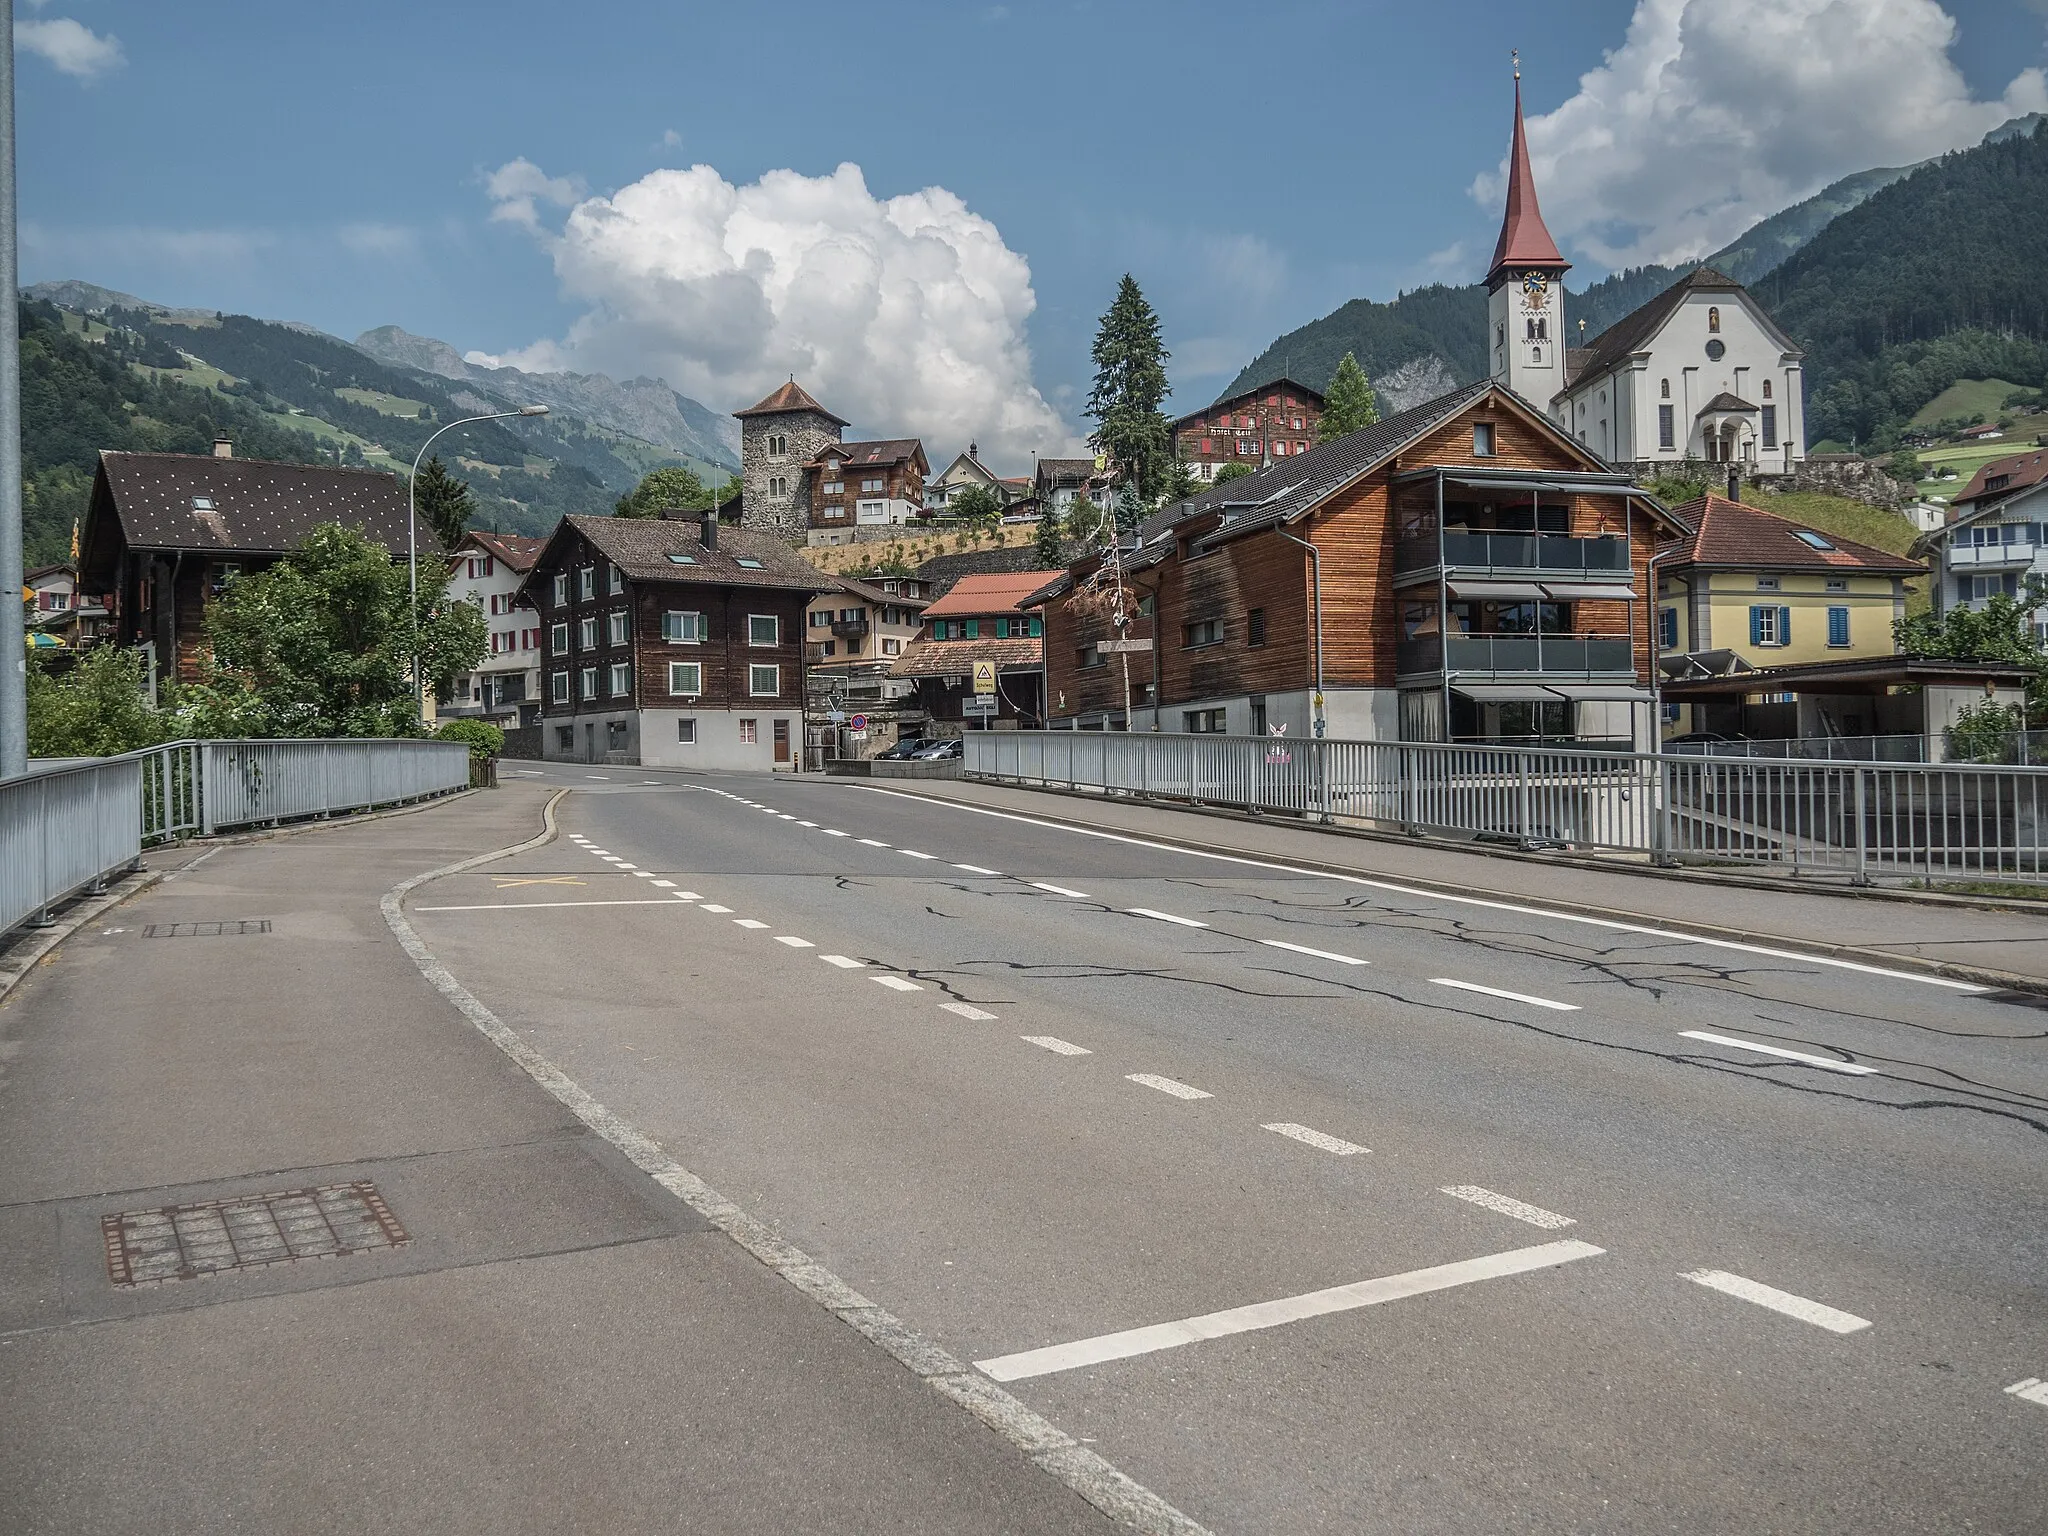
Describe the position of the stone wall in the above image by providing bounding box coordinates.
[1752,454,1914,510]
[741,408,841,539]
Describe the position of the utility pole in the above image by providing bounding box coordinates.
[0,2,24,778]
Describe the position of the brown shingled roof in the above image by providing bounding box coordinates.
[548,514,833,592]
[1952,446,2048,506]
[460,529,545,571]
[734,379,849,426]
[812,438,926,471]
[888,634,1042,679]
[1664,494,1924,576]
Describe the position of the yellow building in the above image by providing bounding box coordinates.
[1656,494,1924,735]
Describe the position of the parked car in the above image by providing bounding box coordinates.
[1663,731,1748,755]
[877,736,931,760]
[910,739,963,761]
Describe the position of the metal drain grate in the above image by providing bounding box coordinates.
[142,920,272,938]
[102,1181,410,1286]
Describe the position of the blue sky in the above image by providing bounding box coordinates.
[17,1,2048,467]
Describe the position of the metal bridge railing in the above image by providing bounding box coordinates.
[964,731,2048,888]
[4,737,472,937]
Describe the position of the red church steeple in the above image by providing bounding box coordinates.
[1486,57,1569,289]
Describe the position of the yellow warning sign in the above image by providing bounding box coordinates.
[973,661,997,695]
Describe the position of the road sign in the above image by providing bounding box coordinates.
[972,661,997,695]
[850,730,868,742]
[963,695,998,715]
[849,713,868,732]
[1098,639,1150,654]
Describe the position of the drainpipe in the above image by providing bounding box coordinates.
[1276,525,1330,824]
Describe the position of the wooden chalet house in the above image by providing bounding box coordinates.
[1033,381,1677,748]
[1172,375,1327,484]
[523,511,831,770]
[76,441,432,685]
[889,571,1061,731]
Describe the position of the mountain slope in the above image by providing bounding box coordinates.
[1221,150,1926,407]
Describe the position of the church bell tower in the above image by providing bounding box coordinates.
[1486,56,1571,404]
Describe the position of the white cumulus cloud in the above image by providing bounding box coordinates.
[18,16,124,80]
[485,158,584,232]
[483,158,1072,467]
[1474,0,2048,270]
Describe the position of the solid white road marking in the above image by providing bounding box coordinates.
[1440,1185,1576,1229]
[874,975,924,992]
[860,787,1984,992]
[734,919,770,930]
[858,839,890,848]
[1260,939,1369,966]
[415,899,700,912]
[1263,1122,1368,1156]
[953,864,1002,876]
[1022,1036,1092,1056]
[819,954,865,969]
[776,936,815,948]
[1678,1030,1880,1075]
[900,849,936,860]
[941,1002,998,1020]
[976,1240,1604,1382]
[1128,908,1208,928]
[701,904,734,914]
[1680,1269,1873,1333]
[1032,883,1092,899]
[1126,1073,1211,1100]
[2005,1377,2048,1408]
[1431,978,1580,1012]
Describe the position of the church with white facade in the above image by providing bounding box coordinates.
[1484,74,1807,473]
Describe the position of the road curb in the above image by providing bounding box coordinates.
[874,780,2048,998]
[380,788,1211,1536]
[0,869,164,1008]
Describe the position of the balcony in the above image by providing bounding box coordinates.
[1398,633,1637,678]
[1395,533,1631,579]
[1947,542,2039,570]
[831,616,870,639]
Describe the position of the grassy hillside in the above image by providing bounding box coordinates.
[1908,377,2025,428]
[803,522,1053,577]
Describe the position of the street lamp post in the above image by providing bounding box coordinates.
[407,406,548,723]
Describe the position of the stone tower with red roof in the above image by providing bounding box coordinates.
[1485,62,1572,404]
[735,379,848,540]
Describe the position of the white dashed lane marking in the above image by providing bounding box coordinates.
[858,839,889,848]
[2005,1378,2048,1408]
[775,936,814,948]
[1126,1073,1211,1100]
[1260,939,1369,966]
[874,975,924,992]
[825,830,849,837]
[734,919,770,930]
[900,850,936,860]
[1679,1030,1880,1075]
[700,904,734,914]
[819,955,865,969]
[1680,1269,1872,1333]
[953,864,1002,876]
[1440,1185,1576,1229]
[1263,1122,1368,1156]
[1022,1036,1092,1056]
[941,1002,998,1021]
[1431,978,1580,1012]
[976,1240,1605,1382]
[1128,908,1208,929]
[1032,883,1091,899]
[651,880,675,888]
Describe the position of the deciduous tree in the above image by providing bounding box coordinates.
[615,464,710,518]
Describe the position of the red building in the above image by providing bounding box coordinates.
[1172,376,1326,483]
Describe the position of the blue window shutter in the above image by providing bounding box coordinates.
[1778,606,1792,645]
[1828,606,1849,647]
[1749,606,1764,646]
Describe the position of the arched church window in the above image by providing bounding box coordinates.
[1660,378,1670,399]
[1537,317,1548,341]
[1762,379,1773,399]
[1708,307,1721,334]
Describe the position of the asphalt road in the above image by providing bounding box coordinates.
[417,762,2048,1534]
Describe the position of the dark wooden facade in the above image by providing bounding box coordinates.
[1172,376,1327,478]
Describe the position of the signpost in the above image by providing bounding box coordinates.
[849,713,868,733]
[963,696,998,716]
[972,661,996,695]
[1098,639,1150,655]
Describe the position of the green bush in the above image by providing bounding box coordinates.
[27,644,166,757]
[1945,700,2027,765]
[435,718,504,760]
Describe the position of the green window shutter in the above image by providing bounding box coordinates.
[966,619,979,638]
[1029,616,1043,637]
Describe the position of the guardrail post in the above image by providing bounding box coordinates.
[1516,750,1532,848]
[1653,754,1674,867]
[1853,764,1869,885]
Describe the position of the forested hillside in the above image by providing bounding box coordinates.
[1759,120,2048,447]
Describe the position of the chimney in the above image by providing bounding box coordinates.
[699,510,717,552]
[1726,464,1740,503]
[212,436,234,459]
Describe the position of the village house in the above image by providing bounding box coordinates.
[1035,457,1106,519]
[802,573,932,758]
[806,437,929,545]
[75,437,432,685]
[926,443,1029,512]
[1171,376,1326,482]
[1655,493,1924,736]
[524,511,829,770]
[890,570,1060,731]
[1912,445,2048,644]
[441,530,546,726]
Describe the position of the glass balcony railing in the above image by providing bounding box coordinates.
[1397,633,1637,677]
[1394,533,1632,576]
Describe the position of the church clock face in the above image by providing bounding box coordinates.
[1520,271,1550,310]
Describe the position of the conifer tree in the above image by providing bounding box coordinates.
[1086,275,1174,503]
[412,456,476,548]
[1033,506,1064,566]
[1316,353,1380,442]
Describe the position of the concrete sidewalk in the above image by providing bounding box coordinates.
[0,787,1116,1536]
[877,776,2048,986]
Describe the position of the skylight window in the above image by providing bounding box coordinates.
[735,557,765,569]
[666,553,697,565]
[191,496,215,511]
[1792,530,1835,551]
